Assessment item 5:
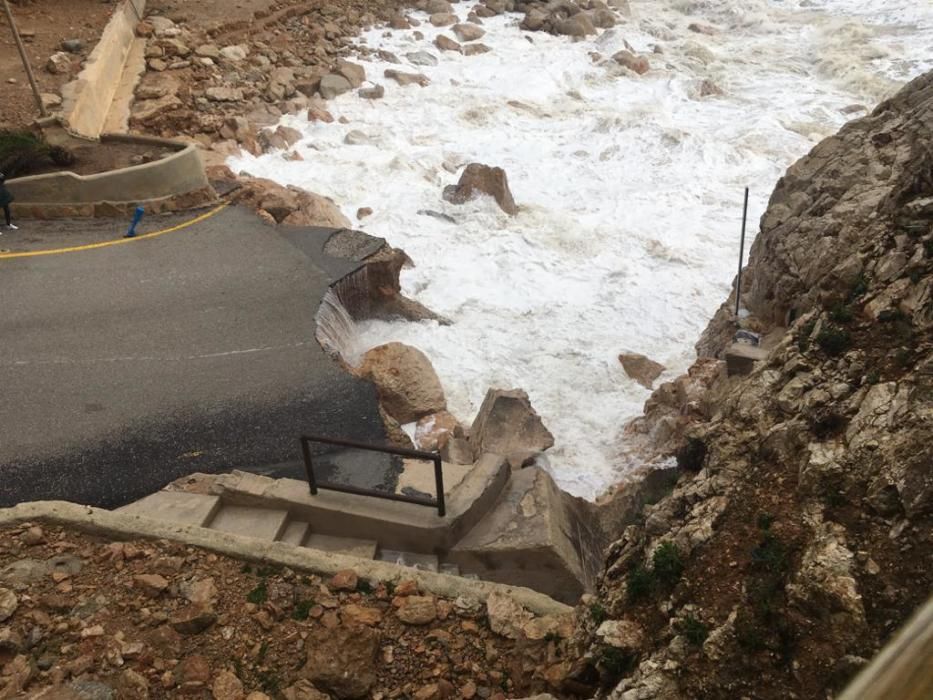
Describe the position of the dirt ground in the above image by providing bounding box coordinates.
[23,134,175,176]
[0,0,116,129]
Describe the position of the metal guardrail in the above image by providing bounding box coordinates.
[299,435,446,516]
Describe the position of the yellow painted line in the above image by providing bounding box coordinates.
[0,203,228,260]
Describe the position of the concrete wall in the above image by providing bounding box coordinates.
[61,0,147,138]
[7,135,210,207]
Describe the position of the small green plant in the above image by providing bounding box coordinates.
[626,565,653,603]
[797,320,816,352]
[751,533,787,574]
[357,579,373,594]
[256,565,279,578]
[816,325,851,356]
[385,580,396,596]
[756,513,775,531]
[544,631,563,643]
[829,303,853,324]
[676,615,709,646]
[0,129,74,176]
[894,348,912,368]
[589,602,608,625]
[652,542,685,586]
[291,599,314,621]
[257,641,269,663]
[848,273,869,300]
[240,563,252,574]
[257,669,279,694]
[598,646,635,678]
[246,581,268,605]
[924,239,933,257]
[866,370,880,384]
[909,269,922,284]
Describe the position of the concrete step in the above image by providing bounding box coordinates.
[117,492,220,527]
[207,505,289,541]
[278,520,311,546]
[377,549,439,572]
[304,533,378,559]
[438,562,461,577]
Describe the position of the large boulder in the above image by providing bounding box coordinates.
[613,50,650,75]
[618,352,665,388]
[359,343,447,424]
[452,23,486,42]
[319,73,352,99]
[236,178,350,228]
[470,388,554,463]
[336,59,366,88]
[443,163,518,215]
[283,190,351,228]
[301,625,380,698]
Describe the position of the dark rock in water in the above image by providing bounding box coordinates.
[417,209,457,224]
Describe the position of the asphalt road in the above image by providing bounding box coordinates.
[0,206,393,508]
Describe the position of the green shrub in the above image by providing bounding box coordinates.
[816,325,851,356]
[828,303,853,324]
[589,602,608,625]
[797,320,816,352]
[676,615,709,646]
[652,542,685,585]
[0,129,73,176]
[291,599,314,621]
[848,273,869,300]
[626,565,653,603]
[246,581,268,605]
[751,533,787,574]
[598,646,635,678]
[756,513,775,531]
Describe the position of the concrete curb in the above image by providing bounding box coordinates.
[0,501,572,617]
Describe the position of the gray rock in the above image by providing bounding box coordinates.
[319,73,352,99]
[405,51,439,67]
[61,39,84,53]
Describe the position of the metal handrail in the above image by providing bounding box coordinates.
[299,435,446,516]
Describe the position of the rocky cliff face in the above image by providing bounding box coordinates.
[570,71,933,698]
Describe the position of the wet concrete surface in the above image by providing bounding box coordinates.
[0,206,395,508]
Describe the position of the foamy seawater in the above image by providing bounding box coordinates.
[231,0,932,499]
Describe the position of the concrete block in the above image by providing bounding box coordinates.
[117,491,219,527]
[726,342,769,376]
[278,520,311,546]
[304,533,377,559]
[207,505,289,541]
[449,466,605,604]
[377,549,439,572]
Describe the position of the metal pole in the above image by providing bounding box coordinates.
[2,0,48,118]
[433,458,446,517]
[735,187,749,317]
[300,438,318,495]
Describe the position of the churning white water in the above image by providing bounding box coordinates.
[231,0,932,498]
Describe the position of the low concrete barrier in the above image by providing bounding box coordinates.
[0,500,572,617]
[61,0,147,138]
[7,133,215,218]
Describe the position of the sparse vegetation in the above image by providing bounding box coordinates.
[848,273,869,300]
[0,129,74,177]
[829,302,854,324]
[291,599,314,621]
[598,646,636,679]
[246,580,268,605]
[626,564,653,603]
[816,324,851,356]
[676,615,710,646]
[757,513,775,531]
[798,320,816,352]
[652,542,685,586]
[589,601,608,625]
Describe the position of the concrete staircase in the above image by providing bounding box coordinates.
[118,491,456,574]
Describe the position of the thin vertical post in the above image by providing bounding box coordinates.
[735,187,749,317]
[2,0,48,118]
[300,438,318,495]
[433,457,445,517]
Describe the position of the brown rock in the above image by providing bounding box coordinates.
[282,680,330,700]
[612,50,650,75]
[116,669,151,699]
[435,35,462,53]
[396,595,437,625]
[342,604,383,626]
[212,670,244,700]
[283,190,351,228]
[359,84,385,99]
[308,103,336,122]
[175,655,211,691]
[329,569,358,591]
[440,436,473,465]
[336,59,366,88]
[179,577,218,606]
[384,69,430,87]
[20,526,45,546]
[319,73,352,99]
[170,605,217,635]
[394,579,419,597]
[443,163,518,215]
[0,587,19,622]
[595,619,645,653]
[452,23,485,42]
[134,574,170,598]
[463,43,491,56]
[470,388,554,461]
[357,207,374,219]
[301,625,381,698]
[430,13,458,27]
[618,352,666,389]
[359,342,447,423]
